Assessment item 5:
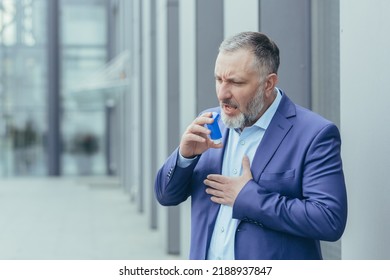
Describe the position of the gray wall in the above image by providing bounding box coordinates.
[340,0,390,259]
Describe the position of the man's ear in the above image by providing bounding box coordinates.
[264,73,278,95]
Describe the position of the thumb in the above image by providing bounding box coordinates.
[242,155,252,178]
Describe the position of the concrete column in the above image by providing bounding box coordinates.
[141,0,157,230]
[259,0,311,108]
[149,0,159,229]
[155,0,170,255]
[224,0,259,37]
[166,0,181,255]
[311,0,340,125]
[179,0,197,259]
[46,0,61,176]
[195,0,224,112]
[127,0,142,203]
[154,0,181,255]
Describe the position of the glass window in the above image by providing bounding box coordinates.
[0,0,47,176]
[60,0,108,176]
[1,0,111,177]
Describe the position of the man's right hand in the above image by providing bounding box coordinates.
[179,112,223,158]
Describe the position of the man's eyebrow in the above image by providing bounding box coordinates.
[225,77,246,83]
[214,74,245,81]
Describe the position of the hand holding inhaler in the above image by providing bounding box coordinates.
[179,112,222,158]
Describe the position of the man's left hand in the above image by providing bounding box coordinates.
[204,155,253,206]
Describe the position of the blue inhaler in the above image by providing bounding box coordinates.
[206,112,222,144]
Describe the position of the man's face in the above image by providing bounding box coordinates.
[214,49,265,129]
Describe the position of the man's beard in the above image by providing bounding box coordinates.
[220,86,265,129]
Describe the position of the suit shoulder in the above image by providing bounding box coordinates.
[288,104,341,140]
[295,104,334,127]
[278,93,334,128]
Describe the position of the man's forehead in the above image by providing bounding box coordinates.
[215,50,257,76]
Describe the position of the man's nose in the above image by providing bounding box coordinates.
[217,82,232,100]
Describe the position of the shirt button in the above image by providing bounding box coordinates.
[240,140,245,145]
[232,169,238,174]
[221,227,225,233]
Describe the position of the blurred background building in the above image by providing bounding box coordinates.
[0,0,112,177]
[0,0,389,260]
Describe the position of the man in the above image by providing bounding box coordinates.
[154,31,347,260]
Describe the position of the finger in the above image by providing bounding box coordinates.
[194,113,214,125]
[199,111,213,118]
[203,179,223,190]
[242,155,250,171]
[188,123,210,135]
[183,133,207,143]
[210,196,226,205]
[207,138,223,148]
[205,187,224,198]
[242,155,253,178]
[206,174,229,184]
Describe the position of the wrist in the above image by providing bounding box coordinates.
[177,150,198,168]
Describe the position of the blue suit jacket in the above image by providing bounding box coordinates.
[155,93,347,260]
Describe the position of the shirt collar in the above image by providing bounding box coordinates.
[253,87,282,130]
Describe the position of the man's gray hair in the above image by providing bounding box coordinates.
[219,31,280,76]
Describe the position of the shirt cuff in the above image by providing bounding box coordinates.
[177,151,197,168]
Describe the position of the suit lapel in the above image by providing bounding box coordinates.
[251,94,295,181]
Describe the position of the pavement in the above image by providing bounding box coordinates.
[0,176,182,260]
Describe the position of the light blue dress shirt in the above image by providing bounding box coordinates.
[179,89,282,260]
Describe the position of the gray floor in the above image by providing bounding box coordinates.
[0,177,182,260]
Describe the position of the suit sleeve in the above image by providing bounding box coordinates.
[233,124,348,241]
[154,148,199,206]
